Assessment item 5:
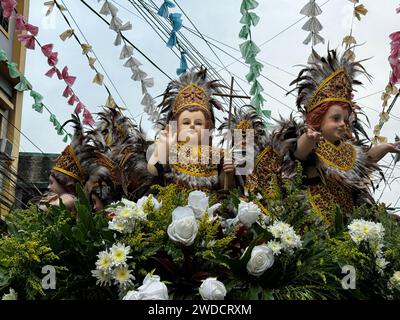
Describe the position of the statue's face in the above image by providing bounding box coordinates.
[320,104,350,143]
[177,110,207,145]
[91,193,104,212]
[48,175,66,195]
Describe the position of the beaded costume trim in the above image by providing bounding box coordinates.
[307,179,354,223]
[306,68,353,113]
[245,145,282,200]
[52,145,84,183]
[315,139,356,171]
[171,144,219,177]
[173,83,210,115]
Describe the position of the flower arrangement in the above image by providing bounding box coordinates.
[1,182,400,300]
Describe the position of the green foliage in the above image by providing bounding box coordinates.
[0,185,115,299]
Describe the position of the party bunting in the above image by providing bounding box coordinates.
[97,0,157,120]
[372,4,399,144]
[44,0,121,115]
[0,48,70,141]
[239,0,266,112]
[5,0,95,126]
[300,0,325,46]
[59,28,74,41]
[0,0,16,19]
[176,51,188,76]
[157,1,188,76]
[157,0,175,19]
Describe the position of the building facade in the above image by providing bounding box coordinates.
[15,152,58,207]
[0,1,30,215]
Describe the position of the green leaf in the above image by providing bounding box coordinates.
[63,134,69,143]
[56,124,64,135]
[246,285,262,299]
[0,266,11,287]
[240,0,259,14]
[334,205,344,235]
[239,25,250,39]
[250,80,263,96]
[262,288,274,300]
[75,183,91,213]
[245,68,256,83]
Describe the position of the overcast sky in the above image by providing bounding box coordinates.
[19,0,400,207]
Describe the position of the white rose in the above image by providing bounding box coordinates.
[137,195,162,210]
[199,278,227,300]
[188,190,209,218]
[138,274,169,300]
[167,206,198,246]
[246,244,275,276]
[237,201,261,227]
[122,290,141,300]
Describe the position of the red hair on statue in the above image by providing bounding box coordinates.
[306,101,352,132]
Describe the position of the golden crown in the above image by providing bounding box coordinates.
[52,145,85,184]
[173,83,210,115]
[306,68,353,113]
[236,119,253,131]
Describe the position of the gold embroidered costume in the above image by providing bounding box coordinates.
[152,67,226,191]
[273,48,377,224]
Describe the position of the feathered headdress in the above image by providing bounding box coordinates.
[53,113,116,189]
[90,107,154,199]
[290,47,371,115]
[52,114,86,184]
[156,67,226,129]
[218,104,269,153]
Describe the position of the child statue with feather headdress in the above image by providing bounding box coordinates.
[276,48,400,225]
[147,67,235,192]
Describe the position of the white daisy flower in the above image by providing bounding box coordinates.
[121,198,137,209]
[2,288,17,300]
[267,240,282,256]
[388,271,400,290]
[267,221,292,239]
[91,269,112,287]
[281,230,302,250]
[113,265,135,288]
[96,250,113,271]
[108,219,126,233]
[110,243,131,266]
[118,207,136,219]
[376,257,389,276]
